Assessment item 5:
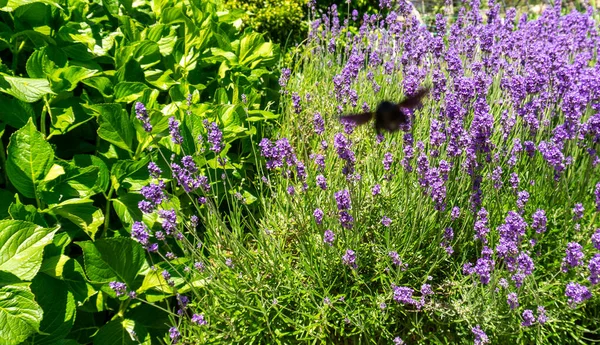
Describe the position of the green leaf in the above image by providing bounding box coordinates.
[72,154,109,194]
[62,258,95,304]
[112,193,143,228]
[110,156,151,192]
[25,46,67,79]
[1,0,61,12]
[114,82,149,103]
[48,106,75,135]
[92,103,135,152]
[77,237,145,287]
[28,274,76,345]
[49,66,98,93]
[0,94,36,128]
[0,220,58,281]
[81,76,114,98]
[8,195,47,227]
[39,159,102,204]
[94,319,151,345]
[47,199,104,240]
[0,285,43,345]
[5,118,54,199]
[0,73,53,103]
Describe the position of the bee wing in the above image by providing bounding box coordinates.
[398,87,430,109]
[339,112,374,126]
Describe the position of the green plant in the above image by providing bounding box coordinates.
[0,0,280,343]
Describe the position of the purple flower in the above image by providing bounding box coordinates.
[292,92,302,114]
[194,261,205,271]
[169,327,180,343]
[372,184,381,196]
[205,122,223,153]
[314,208,324,225]
[389,251,403,267]
[472,325,489,345]
[323,230,335,246]
[109,281,127,297]
[287,185,295,196]
[521,309,536,327]
[190,215,198,228]
[537,306,547,324]
[339,211,354,229]
[589,254,600,285]
[565,282,592,306]
[141,181,167,206]
[592,229,600,250]
[509,172,519,190]
[563,242,585,270]
[334,189,351,210]
[517,191,529,210]
[595,182,600,211]
[383,152,393,171]
[342,249,357,269]
[148,162,161,178]
[279,68,291,87]
[131,221,150,245]
[392,284,414,305]
[393,337,404,345]
[192,313,207,326]
[505,292,518,310]
[491,166,503,189]
[158,209,177,235]
[573,203,584,220]
[421,284,433,296]
[168,117,183,144]
[532,209,547,233]
[316,175,327,190]
[381,216,392,227]
[135,102,152,132]
[451,206,460,220]
[313,112,325,135]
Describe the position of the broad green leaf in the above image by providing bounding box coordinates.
[114,82,149,103]
[81,76,113,98]
[42,164,65,183]
[39,160,101,204]
[0,285,43,345]
[0,94,36,128]
[92,103,135,152]
[94,319,151,345]
[112,193,143,227]
[1,0,60,12]
[28,274,75,345]
[49,66,98,93]
[5,118,54,199]
[110,156,151,192]
[8,195,47,227]
[0,74,53,103]
[48,106,75,135]
[72,154,109,193]
[47,199,103,240]
[77,237,145,287]
[62,259,95,304]
[25,46,67,79]
[0,220,58,281]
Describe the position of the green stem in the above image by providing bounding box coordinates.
[41,96,52,138]
[103,186,115,234]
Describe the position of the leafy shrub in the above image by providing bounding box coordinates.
[225,0,308,46]
[0,0,280,343]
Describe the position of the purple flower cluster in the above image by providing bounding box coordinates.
[135,102,152,132]
[342,249,357,269]
[562,242,585,271]
[323,229,335,246]
[109,281,127,297]
[259,138,298,171]
[205,121,223,153]
[472,325,489,345]
[168,117,183,145]
[565,282,592,306]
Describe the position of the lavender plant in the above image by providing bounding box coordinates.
[159,0,600,343]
